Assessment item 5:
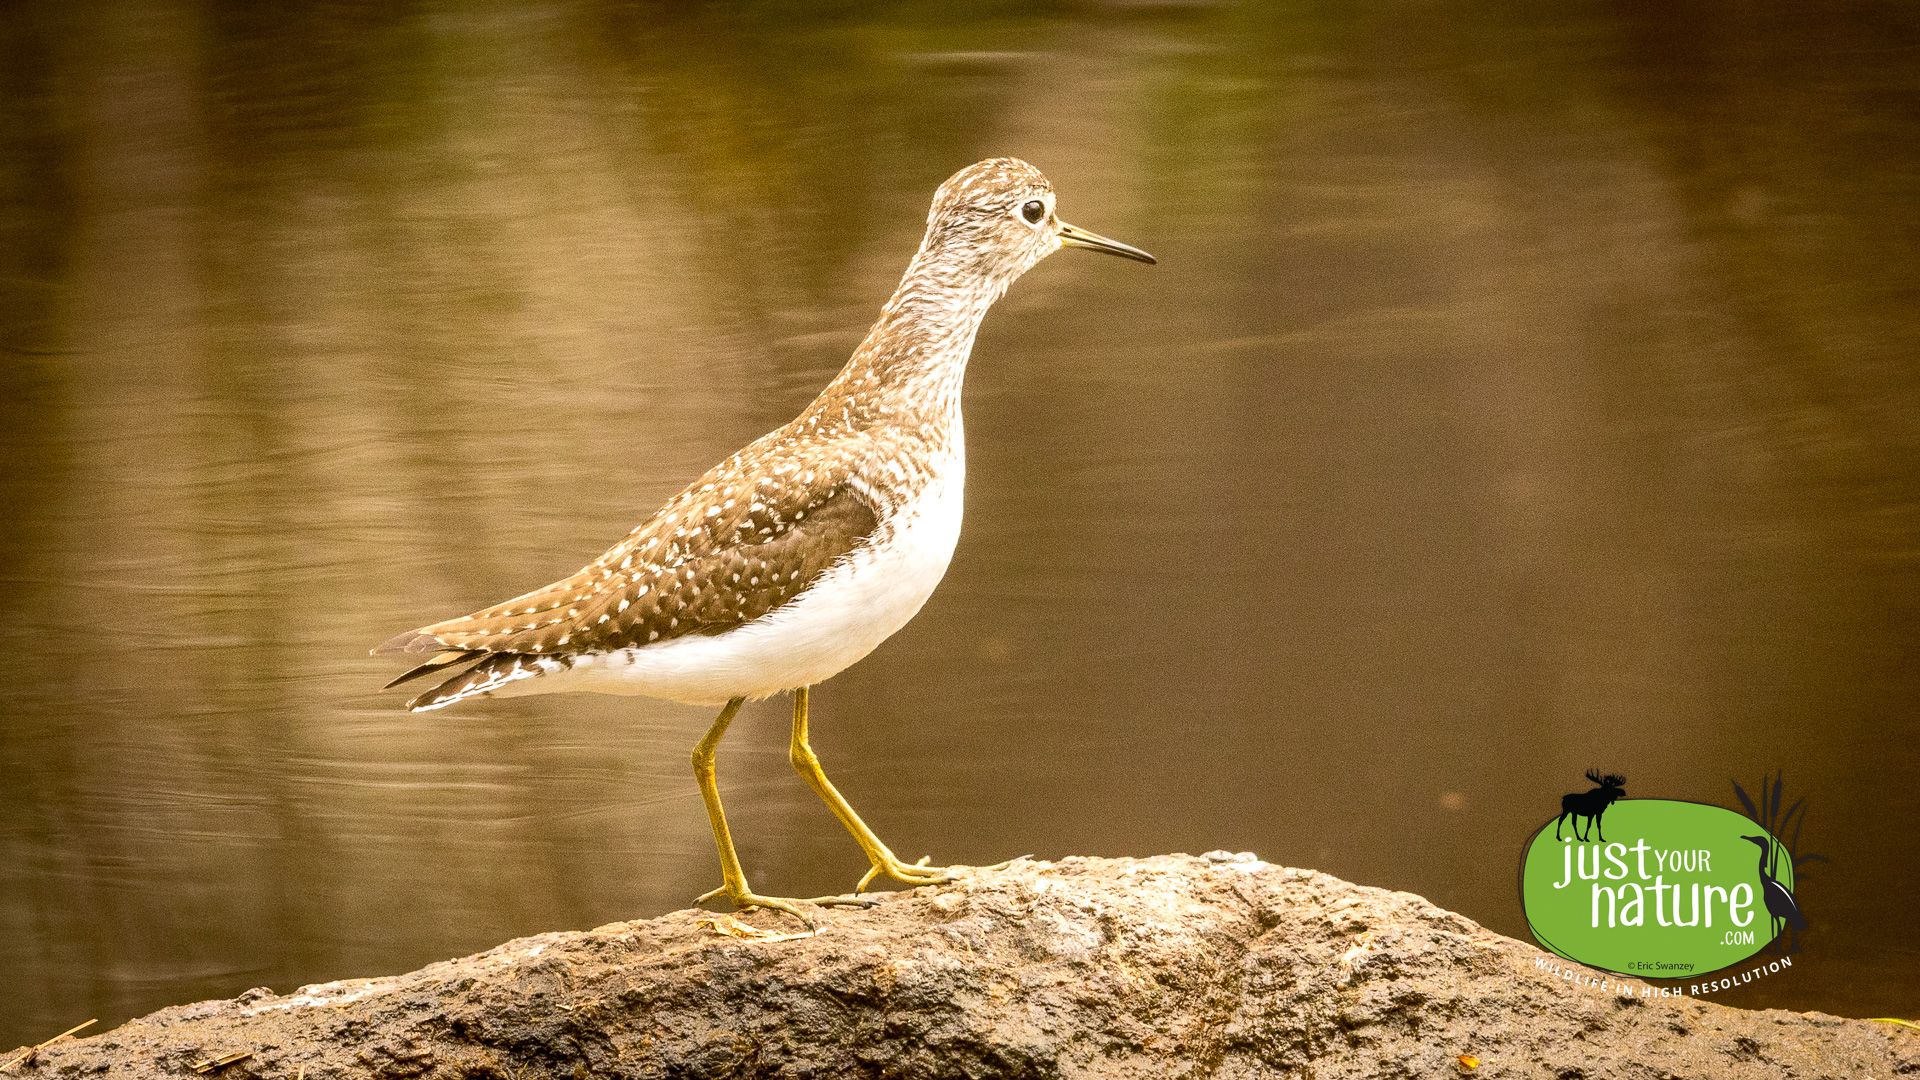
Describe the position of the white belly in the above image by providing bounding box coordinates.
[493,466,965,706]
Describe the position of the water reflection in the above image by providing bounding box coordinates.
[2,0,1916,1047]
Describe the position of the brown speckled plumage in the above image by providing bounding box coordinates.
[381,455,881,658]
[378,158,1151,711]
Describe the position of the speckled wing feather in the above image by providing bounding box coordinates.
[377,433,881,704]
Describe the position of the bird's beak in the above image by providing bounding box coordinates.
[1057,221,1156,264]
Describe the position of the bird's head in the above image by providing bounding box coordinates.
[918,158,1154,290]
[1740,835,1771,849]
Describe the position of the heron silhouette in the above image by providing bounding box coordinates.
[1742,834,1808,953]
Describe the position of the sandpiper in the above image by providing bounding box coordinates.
[377,158,1155,923]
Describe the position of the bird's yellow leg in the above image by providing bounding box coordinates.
[788,686,958,895]
[691,698,871,927]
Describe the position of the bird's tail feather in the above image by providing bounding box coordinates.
[405,652,551,711]
[383,650,486,690]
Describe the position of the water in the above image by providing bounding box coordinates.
[3,0,1917,1047]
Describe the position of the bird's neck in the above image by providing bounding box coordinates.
[812,248,1011,429]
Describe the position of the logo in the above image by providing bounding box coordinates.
[1519,771,1825,981]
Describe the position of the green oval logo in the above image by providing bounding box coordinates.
[1520,799,1796,977]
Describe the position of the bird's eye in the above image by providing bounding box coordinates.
[1021,199,1046,224]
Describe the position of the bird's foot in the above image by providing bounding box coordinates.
[856,852,1032,891]
[853,854,952,892]
[802,892,880,908]
[693,885,867,929]
[805,854,1030,905]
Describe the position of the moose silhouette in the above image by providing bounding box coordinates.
[1555,770,1626,842]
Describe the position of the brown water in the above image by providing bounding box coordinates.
[3,0,1917,1047]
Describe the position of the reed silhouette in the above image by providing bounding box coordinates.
[1732,771,1828,954]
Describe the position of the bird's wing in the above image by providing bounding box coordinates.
[1766,882,1811,930]
[375,447,879,660]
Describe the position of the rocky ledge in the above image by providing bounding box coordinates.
[11,854,1914,1078]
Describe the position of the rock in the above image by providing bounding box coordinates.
[13,855,1911,1078]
